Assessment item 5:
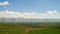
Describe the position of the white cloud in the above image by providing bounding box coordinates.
[53,10,58,14]
[0,10,60,19]
[0,1,9,6]
[47,10,57,15]
[47,11,54,15]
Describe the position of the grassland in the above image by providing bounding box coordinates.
[29,29,60,34]
[0,22,60,34]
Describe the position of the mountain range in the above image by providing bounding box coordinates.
[0,17,60,22]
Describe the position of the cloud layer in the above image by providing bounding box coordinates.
[0,1,9,6]
[0,10,60,19]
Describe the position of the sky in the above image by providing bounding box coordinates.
[0,0,60,19]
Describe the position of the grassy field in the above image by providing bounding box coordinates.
[29,29,60,34]
[0,22,60,34]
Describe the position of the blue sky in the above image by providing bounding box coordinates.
[0,0,60,12]
[0,0,60,19]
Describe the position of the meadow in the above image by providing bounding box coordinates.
[0,22,60,34]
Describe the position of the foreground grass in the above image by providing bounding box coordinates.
[29,28,60,34]
[0,22,60,34]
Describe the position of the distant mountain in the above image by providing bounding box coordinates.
[0,17,60,22]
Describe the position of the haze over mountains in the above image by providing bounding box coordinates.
[0,17,60,22]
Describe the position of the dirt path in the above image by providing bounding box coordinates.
[24,28,47,34]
